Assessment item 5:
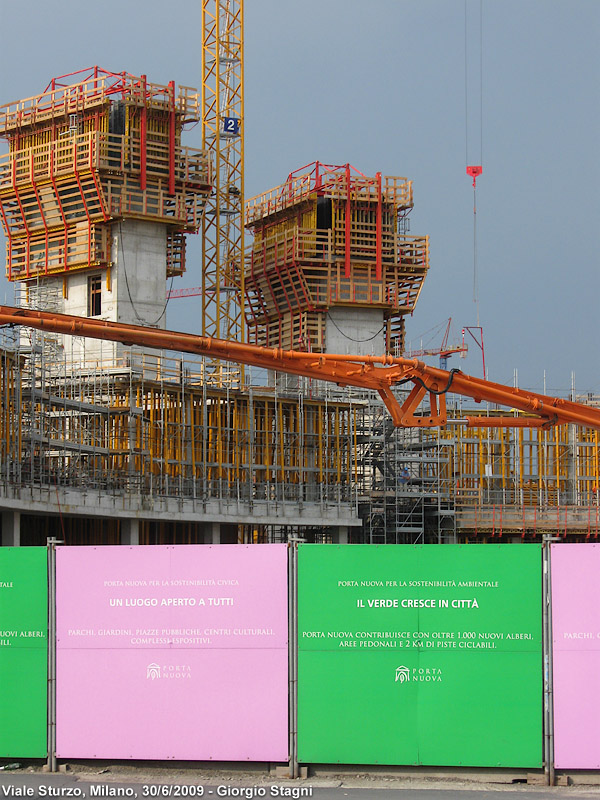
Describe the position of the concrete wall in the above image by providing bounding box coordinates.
[62,269,117,366]
[325,307,385,357]
[113,220,167,329]
[20,221,169,369]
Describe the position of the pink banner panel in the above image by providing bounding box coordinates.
[56,545,289,761]
[551,543,600,769]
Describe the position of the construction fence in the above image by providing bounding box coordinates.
[2,542,599,773]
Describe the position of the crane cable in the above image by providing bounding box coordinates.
[464,0,483,326]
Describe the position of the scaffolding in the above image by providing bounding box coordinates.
[0,331,599,543]
[355,399,456,544]
[440,407,600,538]
[0,334,357,508]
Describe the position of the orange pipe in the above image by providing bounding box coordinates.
[465,417,552,429]
[1,306,600,431]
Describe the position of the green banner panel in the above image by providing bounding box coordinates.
[0,547,48,757]
[297,544,542,767]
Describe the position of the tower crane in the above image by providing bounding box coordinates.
[405,318,468,369]
[200,0,244,384]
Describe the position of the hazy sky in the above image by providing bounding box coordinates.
[0,0,598,394]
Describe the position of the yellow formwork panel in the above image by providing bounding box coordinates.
[76,384,355,489]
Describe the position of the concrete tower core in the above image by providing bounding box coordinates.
[0,67,210,369]
[245,162,430,357]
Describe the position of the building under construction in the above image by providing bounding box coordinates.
[0,67,599,548]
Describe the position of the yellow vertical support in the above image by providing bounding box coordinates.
[217,400,223,479]
[207,400,214,483]
[517,428,523,494]
[278,400,285,484]
[594,430,599,496]
[293,403,299,483]
[500,428,507,492]
[347,408,352,487]
[335,407,341,483]
[233,397,240,484]
[537,428,544,500]
[318,408,324,485]
[353,407,358,485]
[554,426,561,501]
[137,386,144,476]
[265,403,271,483]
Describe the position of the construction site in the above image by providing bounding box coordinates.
[0,6,599,552]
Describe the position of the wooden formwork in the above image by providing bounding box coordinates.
[0,68,210,283]
[244,162,428,355]
[0,68,199,136]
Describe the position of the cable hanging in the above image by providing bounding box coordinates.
[326,312,385,343]
[119,221,173,328]
[464,0,484,327]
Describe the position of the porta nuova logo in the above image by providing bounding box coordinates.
[146,662,192,680]
[395,665,443,683]
[147,663,161,680]
[395,666,410,683]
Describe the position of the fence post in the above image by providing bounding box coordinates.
[288,539,299,778]
[47,537,62,773]
[542,536,557,786]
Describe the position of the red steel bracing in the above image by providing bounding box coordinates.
[42,67,127,94]
[28,150,50,274]
[140,75,147,193]
[375,171,382,281]
[243,286,260,333]
[71,143,93,266]
[344,164,351,278]
[168,81,176,196]
[89,166,110,222]
[272,240,294,316]
[293,257,315,312]
[279,241,305,311]
[10,177,31,277]
[246,251,271,328]
[11,158,28,237]
[29,174,49,275]
[1,306,600,432]
[0,199,11,277]
[42,68,163,108]
[261,254,283,341]
[282,260,304,315]
[1,68,187,161]
[286,161,370,197]
[49,149,69,273]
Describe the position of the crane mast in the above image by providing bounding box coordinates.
[201,0,245,385]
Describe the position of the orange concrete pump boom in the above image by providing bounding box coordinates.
[1,305,599,431]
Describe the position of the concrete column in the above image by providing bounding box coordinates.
[121,518,140,545]
[1,510,21,546]
[332,526,349,544]
[204,521,221,544]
